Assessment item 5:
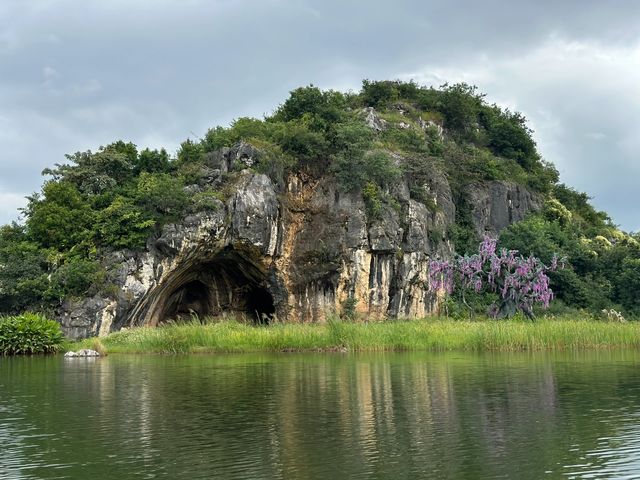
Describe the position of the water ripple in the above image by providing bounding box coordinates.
[1,351,640,479]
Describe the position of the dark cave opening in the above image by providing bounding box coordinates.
[163,280,211,320]
[155,249,276,325]
[246,285,276,325]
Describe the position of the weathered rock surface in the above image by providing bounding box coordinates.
[57,149,541,339]
[467,181,542,237]
[362,107,388,132]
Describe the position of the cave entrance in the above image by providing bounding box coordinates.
[154,249,275,326]
[164,280,211,320]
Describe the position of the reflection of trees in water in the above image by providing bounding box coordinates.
[0,382,34,478]
[3,351,640,479]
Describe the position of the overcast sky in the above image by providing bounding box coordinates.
[1,0,638,231]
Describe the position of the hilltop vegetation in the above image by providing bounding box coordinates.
[0,80,638,318]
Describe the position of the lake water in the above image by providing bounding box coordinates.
[1,351,640,479]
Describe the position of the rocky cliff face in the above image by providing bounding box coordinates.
[59,143,541,339]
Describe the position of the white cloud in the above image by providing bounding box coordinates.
[0,192,26,224]
[0,1,639,231]
[71,79,102,96]
[585,132,606,141]
[402,37,640,229]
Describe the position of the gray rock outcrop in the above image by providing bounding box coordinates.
[468,181,542,237]
[57,149,541,339]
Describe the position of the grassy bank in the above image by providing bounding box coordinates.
[72,318,640,354]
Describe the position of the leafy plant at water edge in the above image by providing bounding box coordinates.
[0,313,64,355]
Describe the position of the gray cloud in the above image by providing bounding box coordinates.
[1,0,638,231]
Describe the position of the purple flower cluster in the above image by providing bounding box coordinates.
[428,236,564,317]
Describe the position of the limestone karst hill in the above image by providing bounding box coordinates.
[1,81,637,338]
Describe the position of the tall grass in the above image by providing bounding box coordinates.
[73,317,640,355]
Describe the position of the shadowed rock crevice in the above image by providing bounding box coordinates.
[148,248,275,326]
[163,280,211,320]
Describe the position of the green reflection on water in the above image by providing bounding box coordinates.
[1,350,640,479]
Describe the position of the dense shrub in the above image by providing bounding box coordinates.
[332,149,399,193]
[272,85,347,126]
[134,148,171,174]
[176,139,204,165]
[25,182,95,250]
[0,313,64,355]
[135,172,188,218]
[437,83,484,134]
[0,225,49,311]
[47,257,106,299]
[361,80,399,108]
[95,196,155,249]
[270,121,329,161]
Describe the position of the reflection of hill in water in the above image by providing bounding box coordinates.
[1,350,640,479]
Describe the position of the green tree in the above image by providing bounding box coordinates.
[438,83,484,133]
[25,182,94,250]
[271,121,329,161]
[48,256,106,300]
[273,85,346,128]
[482,106,538,170]
[135,172,188,218]
[177,139,204,165]
[616,258,640,314]
[0,225,49,311]
[332,149,399,192]
[360,80,399,108]
[95,196,155,249]
[135,148,171,174]
[43,142,138,194]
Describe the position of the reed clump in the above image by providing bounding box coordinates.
[73,316,640,355]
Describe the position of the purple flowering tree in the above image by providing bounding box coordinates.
[428,236,563,319]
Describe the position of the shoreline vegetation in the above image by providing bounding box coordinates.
[71,317,640,355]
[0,313,64,355]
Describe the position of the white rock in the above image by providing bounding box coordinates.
[65,349,101,357]
[77,349,101,357]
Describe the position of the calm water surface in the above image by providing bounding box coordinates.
[1,350,640,479]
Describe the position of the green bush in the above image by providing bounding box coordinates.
[134,148,171,174]
[176,139,204,165]
[270,121,329,161]
[332,149,399,192]
[340,296,358,320]
[0,313,64,355]
[273,85,347,128]
[135,172,188,219]
[48,257,107,299]
[95,196,155,249]
[362,182,383,219]
[361,80,399,108]
[438,83,484,134]
[381,126,429,154]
